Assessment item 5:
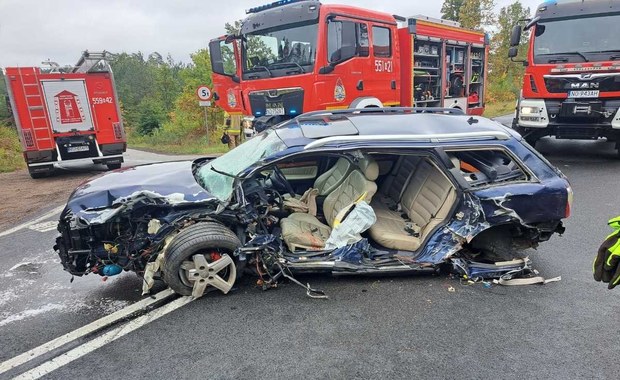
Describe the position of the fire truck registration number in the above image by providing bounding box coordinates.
[92,97,114,105]
[67,146,90,153]
[375,60,393,73]
[568,90,599,98]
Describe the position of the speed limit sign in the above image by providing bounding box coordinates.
[197,86,212,101]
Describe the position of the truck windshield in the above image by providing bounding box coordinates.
[242,21,318,79]
[195,129,286,201]
[533,14,620,64]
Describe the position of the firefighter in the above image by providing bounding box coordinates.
[224,115,241,149]
[593,216,620,289]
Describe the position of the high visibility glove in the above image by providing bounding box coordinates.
[593,216,620,289]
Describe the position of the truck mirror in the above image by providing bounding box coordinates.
[508,46,519,58]
[510,25,522,47]
[209,40,226,76]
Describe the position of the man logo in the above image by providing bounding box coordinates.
[569,82,599,89]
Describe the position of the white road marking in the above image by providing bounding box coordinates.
[13,295,193,380]
[0,288,176,377]
[0,205,64,238]
[28,221,59,233]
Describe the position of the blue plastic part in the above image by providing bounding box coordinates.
[102,264,122,276]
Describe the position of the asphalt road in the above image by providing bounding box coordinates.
[1,127,619,379]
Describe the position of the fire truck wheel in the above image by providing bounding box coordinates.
[106,163,122,170]
[28,166,52,179]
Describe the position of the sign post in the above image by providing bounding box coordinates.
[197,86,213,143]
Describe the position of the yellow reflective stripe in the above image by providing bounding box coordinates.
[605,239,620,267]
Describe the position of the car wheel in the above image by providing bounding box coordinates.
[106,163,122,170]
[163,222,241,297]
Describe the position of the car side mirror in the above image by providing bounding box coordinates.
[319,65,335,74]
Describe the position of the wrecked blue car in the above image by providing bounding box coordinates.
[55,108,571,298]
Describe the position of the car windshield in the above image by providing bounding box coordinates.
[242,21,318,79]
[533,14,620,64]
[195,129,286,201]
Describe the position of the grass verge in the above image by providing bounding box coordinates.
[484,99,516,119]
[0,122,25,173]
[128,133,230,155]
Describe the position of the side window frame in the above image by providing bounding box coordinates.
[372,25,392,58]
[326,18,369,63]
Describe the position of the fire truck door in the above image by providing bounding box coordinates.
[41,80,94,133]
[210,37,244,114]
[321,18,365,108]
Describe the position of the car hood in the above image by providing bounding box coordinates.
[65,160,217,225]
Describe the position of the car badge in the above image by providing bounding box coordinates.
[227,89,237,108]
[334,78,346,102]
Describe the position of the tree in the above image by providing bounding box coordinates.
[488,1,531,100]
[459,0,495,30]
[441,0,464,21]
[0,71,9,123]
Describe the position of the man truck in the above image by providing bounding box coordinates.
[208,0,489,129]
[510,0,620,154]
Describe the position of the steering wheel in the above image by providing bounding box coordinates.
[270,166,296,197]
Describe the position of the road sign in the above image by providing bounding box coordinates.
[197,86,212,101]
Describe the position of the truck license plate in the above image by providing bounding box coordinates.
[266,107,285,116]
[568,90,599,98]
[67,146,90,153]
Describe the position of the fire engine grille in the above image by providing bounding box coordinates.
[544,74,620,93]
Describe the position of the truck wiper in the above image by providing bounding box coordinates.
[267,62,305,74]
[539,51,589,62]
[250,65,272,77]
[583,49,620,60]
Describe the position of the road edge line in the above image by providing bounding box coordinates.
[0,288,176,376]
[0,205,65,238]
[13,296,193,380]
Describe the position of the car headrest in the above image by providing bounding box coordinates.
[358,157,379,181]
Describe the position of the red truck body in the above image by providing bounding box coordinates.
[4,52,126,178]
[512,0,620,153]
[209,0,489,127]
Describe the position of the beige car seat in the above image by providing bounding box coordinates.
[281,157,379,251]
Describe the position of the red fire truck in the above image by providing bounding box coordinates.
[209,0,489,129]
[4,51,126,178]
[510,0,620,153]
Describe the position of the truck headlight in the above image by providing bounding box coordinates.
[520,106,539,115]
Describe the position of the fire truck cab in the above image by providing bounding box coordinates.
[510,0,620,153]
[209,0,489,129]
[4,52,126,178]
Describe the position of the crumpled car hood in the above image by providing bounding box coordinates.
[66,160,216,225]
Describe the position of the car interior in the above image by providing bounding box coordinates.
[250,148,527,256]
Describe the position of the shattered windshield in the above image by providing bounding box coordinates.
[242,21,318,79]
[533,14,620,63]
[196,129,286,201]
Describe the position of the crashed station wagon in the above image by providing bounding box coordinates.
[55,108,571,298]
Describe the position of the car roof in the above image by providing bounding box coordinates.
[273,108,515,149]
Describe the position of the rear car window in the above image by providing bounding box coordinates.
[449,149,528,187]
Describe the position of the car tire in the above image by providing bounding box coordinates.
[163,222,241,296]
[106,163,122,170]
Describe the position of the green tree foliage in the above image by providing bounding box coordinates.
[458,0,495,30]
[489,2,530,101]
[441,0,464,21]
[0,71,10,123]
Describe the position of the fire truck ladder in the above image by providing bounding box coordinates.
[18,67,53,151]
[72,51,114,73]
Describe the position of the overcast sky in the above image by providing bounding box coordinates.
[0,0,541,67]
